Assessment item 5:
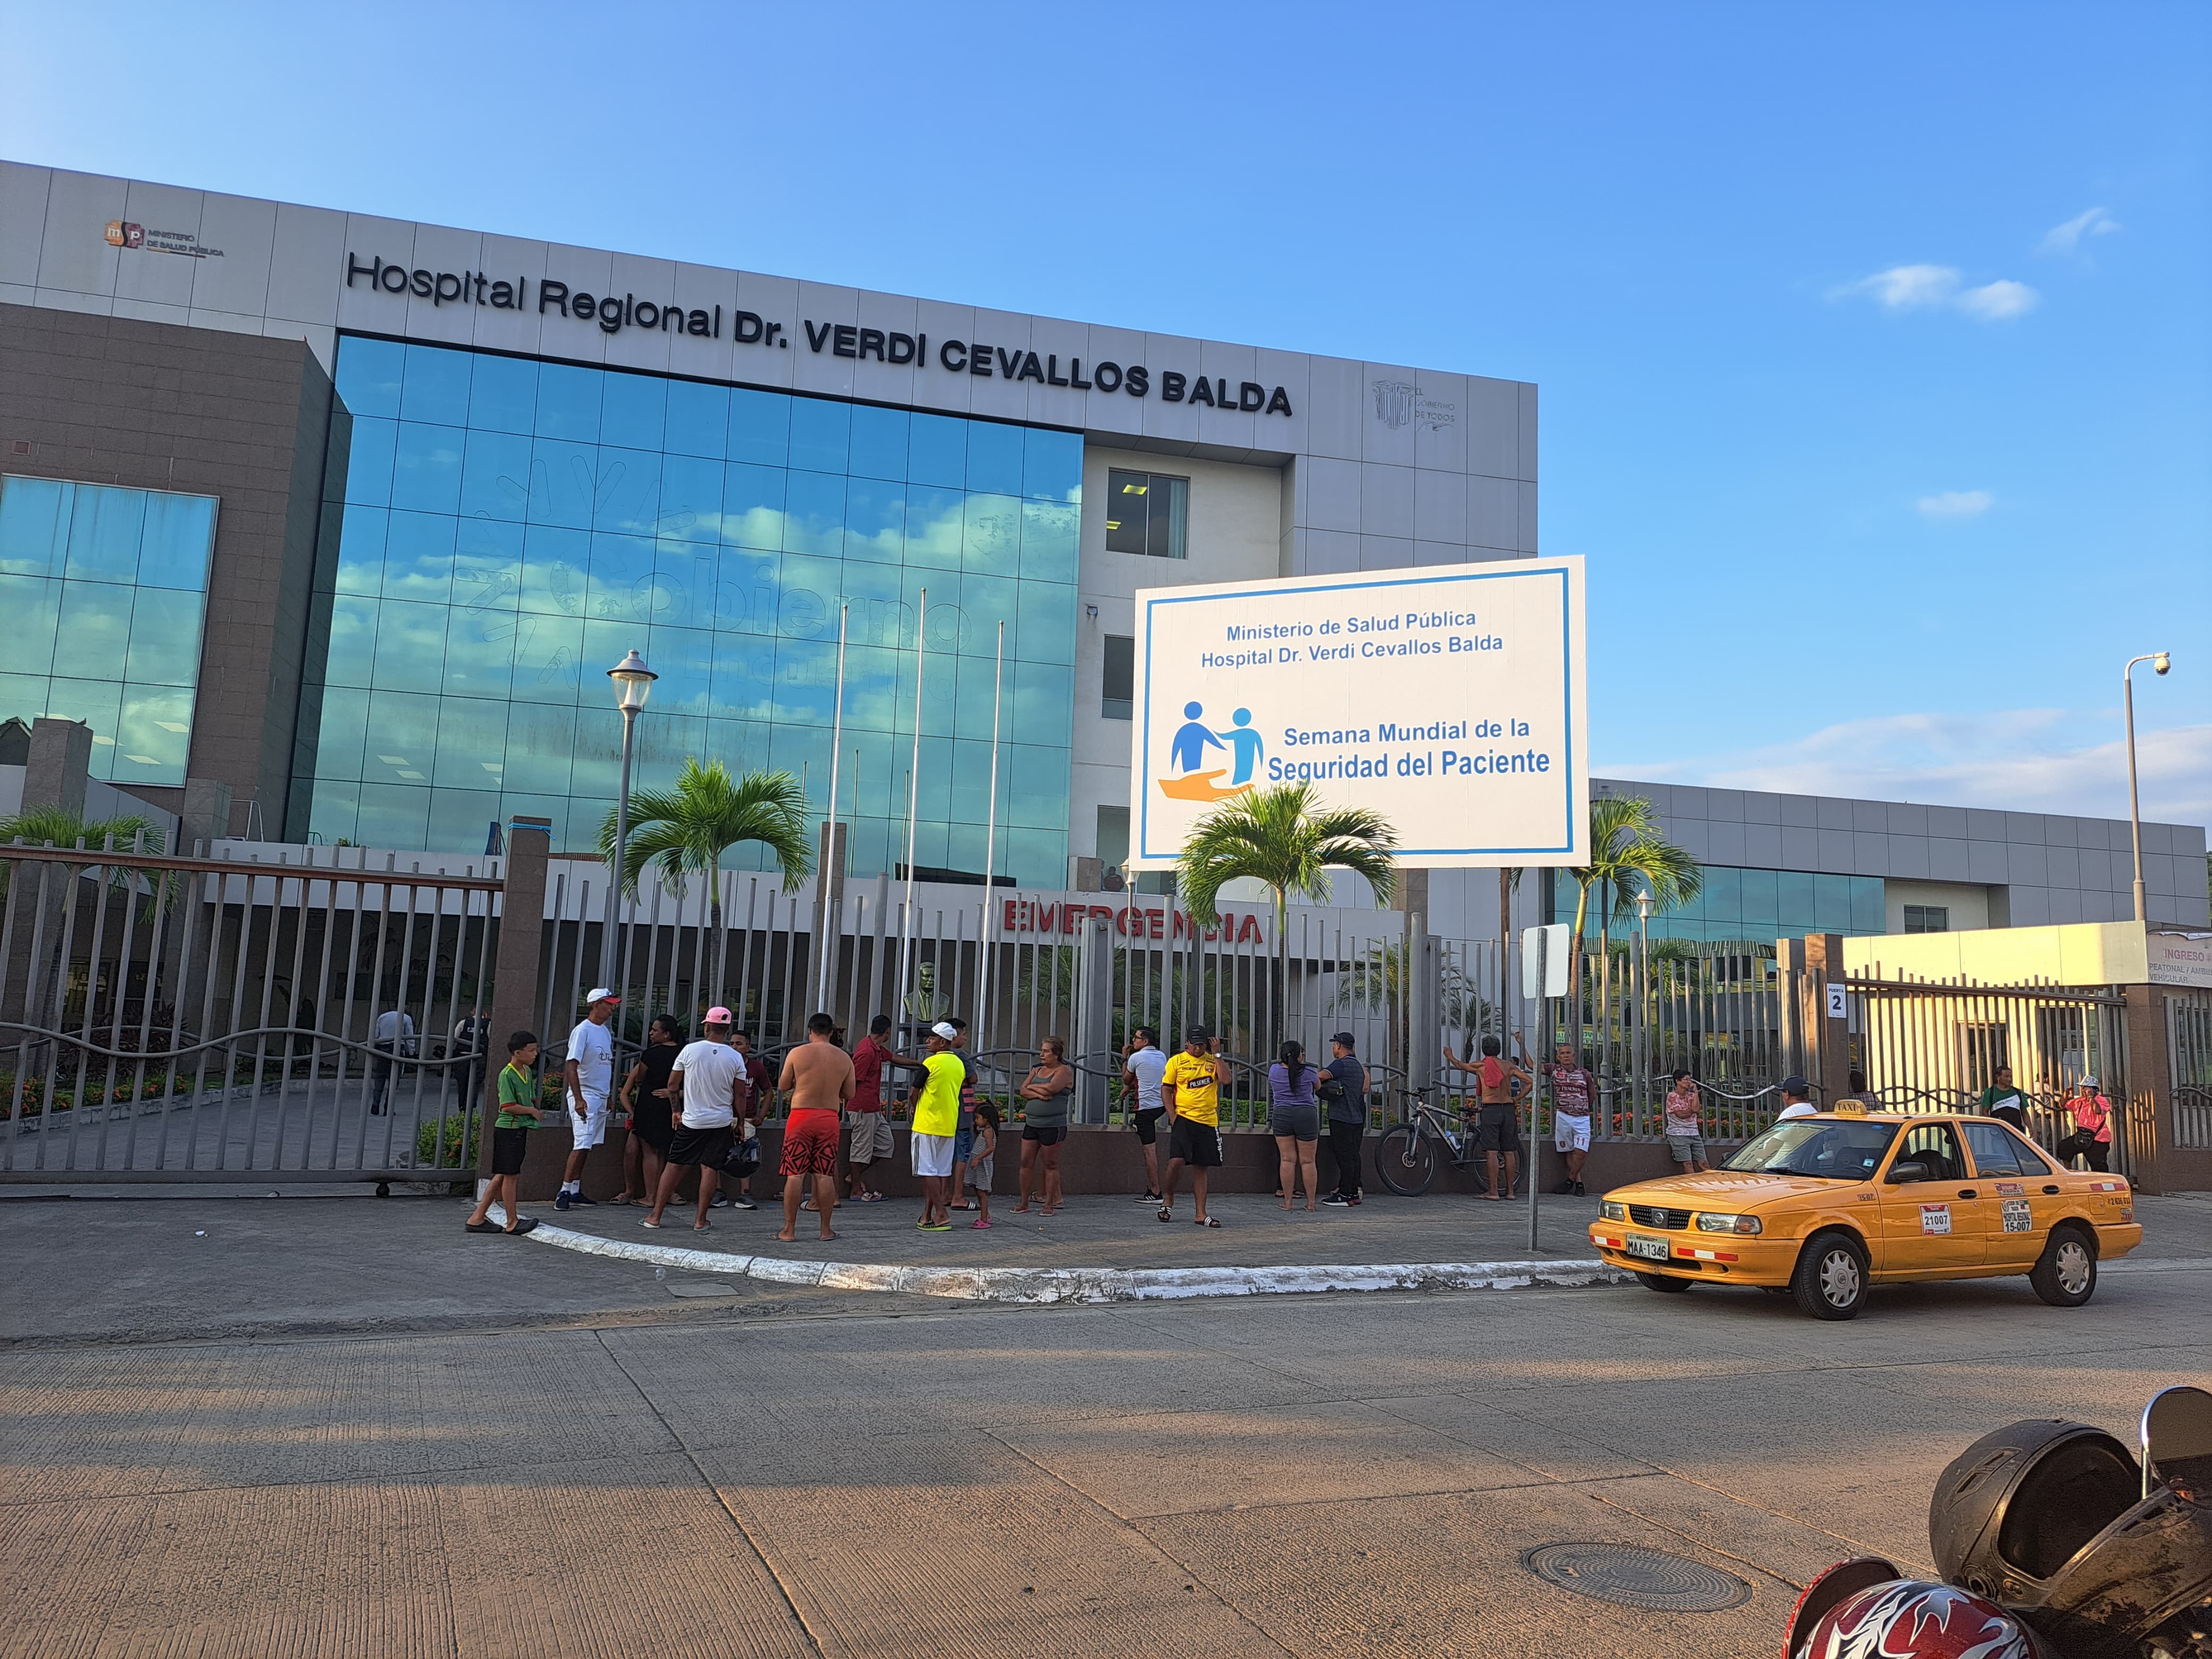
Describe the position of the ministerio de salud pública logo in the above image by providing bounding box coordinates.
[103,221,224,259]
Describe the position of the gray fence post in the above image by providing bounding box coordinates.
[1076,913,1113,1124]
[477,818,550,1183]
[1410,926,1440,1099]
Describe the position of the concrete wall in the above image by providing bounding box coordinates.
[0,300,334,837]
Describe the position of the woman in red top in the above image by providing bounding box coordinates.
[2063,1077,2115,1174]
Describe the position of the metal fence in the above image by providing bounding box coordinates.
[1844,971,2135,1175]
[2168,990,2212,1152]
[3,837,504,1182]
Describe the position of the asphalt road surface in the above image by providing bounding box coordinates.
[3,1192,2207,1657]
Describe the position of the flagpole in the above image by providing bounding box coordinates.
[976,621,1006,1054]
[895,589,927,1032]
[816,602,848,1016]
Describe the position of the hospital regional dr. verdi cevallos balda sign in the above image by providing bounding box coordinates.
[1127,559,1589,870]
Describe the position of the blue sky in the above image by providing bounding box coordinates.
[5,2,2207,828]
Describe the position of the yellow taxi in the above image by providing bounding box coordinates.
[1587,1105,2141,1320]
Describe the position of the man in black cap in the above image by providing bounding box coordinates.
[1776,1076,1817,1120]
[1320,1031,1369,1207]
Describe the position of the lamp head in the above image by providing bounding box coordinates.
[2154,652,2171,676]
[607,649,656,713]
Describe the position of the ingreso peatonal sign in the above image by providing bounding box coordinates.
[1127,559,1588,870]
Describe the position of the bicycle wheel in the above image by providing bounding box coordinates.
[1375,1123,1437,1196]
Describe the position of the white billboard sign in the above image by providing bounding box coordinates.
[1128,559,1588,869]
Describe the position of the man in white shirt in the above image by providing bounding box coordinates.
[557,988,619,1210]
[1122,1027,1169,1204]
[1775,1075,1818,1120]
[646,1006,751,1231]
[368,1007,414,1116]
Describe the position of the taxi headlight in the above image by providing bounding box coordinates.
[1599,1201,1627,1222]
[1696,1212,1762,1235]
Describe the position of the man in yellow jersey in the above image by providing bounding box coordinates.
[910,1021,965,1230]
[1158,1026,1228,1228]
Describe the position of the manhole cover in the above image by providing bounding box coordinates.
[664,1279,741,1298]
[1521,1543,1752,1612]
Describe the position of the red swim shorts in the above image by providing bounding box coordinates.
[780,1110,840,1177]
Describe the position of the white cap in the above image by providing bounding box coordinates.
[931,1021,959,1040]
[2079,1074,2098,1087]
[586,987,620,1004]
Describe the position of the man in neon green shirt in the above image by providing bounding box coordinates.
[911,1021,964,1230]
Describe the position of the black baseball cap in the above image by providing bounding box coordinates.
[1331,1031,1356,1048]
[1781,1075,1811,1095]
[1186,1025,1211,1043]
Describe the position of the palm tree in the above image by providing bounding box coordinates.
[0,805,175,912]
[1563,794,1700,1058]
[1177,782,1398,1053]
[596,758,814,1007]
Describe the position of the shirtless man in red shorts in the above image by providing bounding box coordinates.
[777,1012,854,1241]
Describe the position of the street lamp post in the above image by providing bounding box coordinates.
[2123,652,2172,924]
[600,650,657,989]
[1635,886,1653,1120]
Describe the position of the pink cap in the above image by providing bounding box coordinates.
[705,1006,733,1024]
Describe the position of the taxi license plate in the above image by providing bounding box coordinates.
[1624,1234,1670,1262]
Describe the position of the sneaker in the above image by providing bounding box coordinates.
[1134,1191,1163,1204]
[1320,1194,1351,1208]
[1573,1181,1587,1196]
[554,1192,572,1211]
[729,1197,757,1211]
[1552,1179,1576,1195]
[568,1193,597,1207]
[709,1192,730,1208]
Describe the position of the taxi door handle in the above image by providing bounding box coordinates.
[2042,1184,2061,1195]
[1957,1188,1976,1199]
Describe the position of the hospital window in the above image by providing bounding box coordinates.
[1101,633,1134,718]
[1904,905,1949,934]
[1103,470,1187,559]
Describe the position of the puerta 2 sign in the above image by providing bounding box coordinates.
[1127,560,1589,870]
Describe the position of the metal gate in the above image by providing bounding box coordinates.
[2,837,505,1183]
[2169,991,2212,1151]
[1845,974,2135,1174]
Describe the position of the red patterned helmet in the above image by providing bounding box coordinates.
[1791,1577,2058,1658]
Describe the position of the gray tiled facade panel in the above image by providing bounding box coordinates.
[1852,799,1888,832]
[1780,794,1819,828]
[1815,829,1855,873]
[0,299,328,833]
[1780,826,1820,869]
[2011,887,2054,926]
[1967,841,2010,883]
[1816,797,1855,832]
[1929,840,1972,881]
[1744,823,1784,865]
[2009,843,2050,886]
[1706,819,1748,864]
[1928,805,1970,838]
[2005,811,2047,845]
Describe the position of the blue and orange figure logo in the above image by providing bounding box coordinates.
[1158,702,1263,803]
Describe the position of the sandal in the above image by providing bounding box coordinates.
[1195,1216,1221,1228]
[1157,1208,1174,1223]
[854,1192,886,1203]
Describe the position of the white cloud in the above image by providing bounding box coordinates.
[1844,264,1962,308]
[1607,713,2212,832]
[2040,206,2120,255]
[1917,489,1993,518]
[1833,264,2039,322]
[1957,279,2039,320]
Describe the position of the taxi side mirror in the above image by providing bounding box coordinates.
[1886,1160,1932,1185]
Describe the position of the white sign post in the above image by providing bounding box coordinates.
[1127,559,1589,869]
[1521,923,1572,1249]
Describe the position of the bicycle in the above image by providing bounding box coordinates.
[1372,1090,1530,1197]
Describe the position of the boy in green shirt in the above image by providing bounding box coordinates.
[466,1030,545,1236]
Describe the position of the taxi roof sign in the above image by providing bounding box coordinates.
[1831,1100,1869,1117]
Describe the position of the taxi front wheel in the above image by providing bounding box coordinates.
[2029,1225,2098,1308]
[1632,1270,1691,1293]
[1792,1230,1870,1321]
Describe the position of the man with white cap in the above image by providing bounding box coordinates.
[557,987,621,1210]
[910,1022,965,1230]
[646,1006,751,1230]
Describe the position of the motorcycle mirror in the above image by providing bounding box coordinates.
[2141,1384,2212,1502]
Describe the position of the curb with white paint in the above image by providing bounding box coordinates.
[498,1211,1633,1304]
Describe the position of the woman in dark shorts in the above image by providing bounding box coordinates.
[1268,1040,1322,1211]
[617,1016,683,1205]
[1015,1035,1075,1216]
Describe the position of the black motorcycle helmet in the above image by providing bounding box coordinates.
[1931,1417,2212,1652]
[1930,1419,2140,1602]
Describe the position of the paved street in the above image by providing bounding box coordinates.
[3,1191,2207,1656]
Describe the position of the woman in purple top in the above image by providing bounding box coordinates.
[1269,1040,1322,1211]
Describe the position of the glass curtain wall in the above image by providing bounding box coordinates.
[0,475,219,788]
[1549,865,1887,943]
[295,337,1080,883]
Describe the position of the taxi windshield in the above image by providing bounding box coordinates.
[1725,1119,1900,1182]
